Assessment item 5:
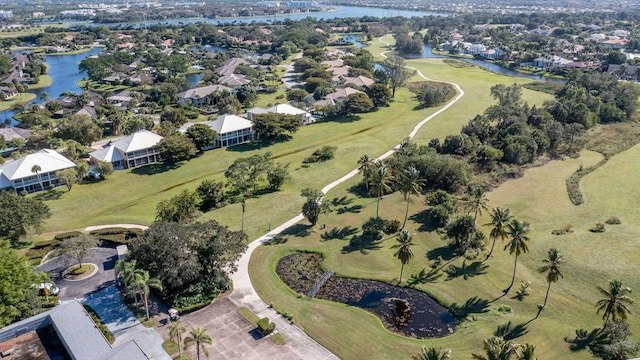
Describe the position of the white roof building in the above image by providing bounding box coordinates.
[180,115,255,149]
[89,130,163,169]
[0,149,76,193]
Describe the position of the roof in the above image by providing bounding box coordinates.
[177,84,232,100]
[108,130,163,153]
[342,75,374,87]
[89,144,125,163]
[0,149,75,181]
[266,103,308,116]
[218,73,250,86]
[246,107,268,115]
[325,87,364,101]
[0,127,33,141]
[210,114,253,134]
[49,301,113,359]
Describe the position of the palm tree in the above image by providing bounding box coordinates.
[412,345,451,360]
[538,248,564,312]
[595,280,634,322]
[464,186,489,249]
[168,320,186,357]
[398,166,424,230]
[31,164,43,191]
[39,91,50,102]
[392,230,414,285]
[357,154,374,192]
[519,344,536,360]
[503,219,530,294]
[485,207,514,261]
[130,270,163,320]
[472,337,522,360]
[115,259,144,292]
[184,327,213,360]
[371,160,393,218]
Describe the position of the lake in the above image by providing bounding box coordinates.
[2,47,103,127]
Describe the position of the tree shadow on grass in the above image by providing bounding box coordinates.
[408,209,437,232]
[330,196,364,214]
[320,226,358,241]
[449,296,490,319]
[131,163,179,176]
[280,223,312,237]
[564,327,607,352]
[346,184,371,198]
[341,235,382,254]
[426,245,457,262]
[407,268,442,287]
[495,321,529,340]
[444,260,489,281]
[263,234,288,246]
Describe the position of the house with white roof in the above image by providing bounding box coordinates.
[246,103,315,124]
[180,114,255,149]
[0,149,75,194]
[89,130,163,169]
[177,84,233,107]
[218,73,251,88]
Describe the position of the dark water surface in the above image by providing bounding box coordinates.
[276,252,456,338]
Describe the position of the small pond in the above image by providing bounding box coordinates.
[276,252,456,339]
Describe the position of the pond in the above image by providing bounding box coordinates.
[276,252,456,339]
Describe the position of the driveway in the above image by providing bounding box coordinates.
[38,247,118,300]
[83,287,171,360]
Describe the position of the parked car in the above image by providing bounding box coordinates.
[33,282,60,296]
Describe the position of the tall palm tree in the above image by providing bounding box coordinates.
[184,327,213,360]
[485,207,514,261]
[519,344,536,360]
[464,186,489,250]
[595,279,634,322]
[31,164,43,191]
[538,248,564,311]
[130,270,163,320]
[412,345,451,360]
[392,230,414,285]
[503,219,530,294]
[357,154,374,192]
[398,166,424,230]
[371,160,393,218]
[472,336,522,360]
[168,320,186,357]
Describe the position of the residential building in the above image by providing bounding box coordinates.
[0,127,33,142]
[176,84,232,107]
[181,114,255,149]
[247,103,314,124]
[89,130,163,169]
[0,149,76,194]
[218,73,251,88]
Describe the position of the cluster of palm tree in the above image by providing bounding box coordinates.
[168,321,213,360]
[115,259,163,320]
[358,154,424,226]
[596,279,634,322]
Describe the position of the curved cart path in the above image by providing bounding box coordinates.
[226,36,465,359]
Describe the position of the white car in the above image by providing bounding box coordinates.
[33,282,60,296]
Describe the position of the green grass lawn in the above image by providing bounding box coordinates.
[37,32,623,360]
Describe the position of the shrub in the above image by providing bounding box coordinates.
[362,217,384,239]
[589,223,606,233]
[54,231,83,240]
[551,224,573,235]
[382,219,401,235]
[83,305,115,344]
[257,317,276,334]
[429,205,451,228]
[605,216,621,225]
[303,146,337,163]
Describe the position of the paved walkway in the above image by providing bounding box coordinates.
[223,37,465,359]
[83,287,171,360]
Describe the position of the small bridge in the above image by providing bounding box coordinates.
[308,271,334,299]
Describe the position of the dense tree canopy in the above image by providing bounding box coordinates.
[128,221,247,307]
[0,191,51,243]
[0,240,39,327]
